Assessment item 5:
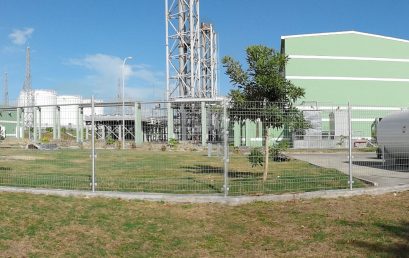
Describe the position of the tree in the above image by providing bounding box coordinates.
[222,45,306,181]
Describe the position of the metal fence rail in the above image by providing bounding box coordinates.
[1,99,409,195]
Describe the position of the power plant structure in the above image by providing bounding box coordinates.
[1,0,223,146]
[165,0,218,99]
[164,0,221,142]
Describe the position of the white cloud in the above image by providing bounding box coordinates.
[9,28,34,45]
[67,54,164,100]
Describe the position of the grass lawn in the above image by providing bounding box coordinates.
[0,148,364,195]
[0,191,408,257]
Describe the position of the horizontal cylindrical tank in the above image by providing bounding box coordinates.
[377,111,409,159]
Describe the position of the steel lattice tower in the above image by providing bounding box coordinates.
[3,72,8,107]
[23,46,34,128]
[200,23,218,98]
[165,0,201,100]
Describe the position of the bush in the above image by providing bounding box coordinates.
[269,140,290,162]
[168,138,179,149]
[106,136,115,145]
[248,148,264,167]
[248,140,290,167]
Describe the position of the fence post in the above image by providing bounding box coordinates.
[80,107,84,142]
[134,102,143,145]
[223,100,229,197]
[91,96,96,192]
[56,106,61,140]
[76,106,80,143]
[53,106,57,140]
[201,101,207,147]
[16,107,21,139]
[167,102,174,141]
[33,107,38,142]
[38,107,42,141]
[21,109,25,139]
[348,102,353,190]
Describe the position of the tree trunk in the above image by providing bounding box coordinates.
[263,126,269,182]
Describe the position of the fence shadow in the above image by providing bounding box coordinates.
[181,165,263,178]
[351,160,409,172]
[352,221,409,256]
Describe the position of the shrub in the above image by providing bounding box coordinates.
[248,147,264,167]
[269,140,290,162]
[106,136,115,145]
[168,138,179,149]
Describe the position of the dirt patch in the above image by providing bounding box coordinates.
[0,155,42,161]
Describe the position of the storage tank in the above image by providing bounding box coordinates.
[82,98,104,117]
[376,111,409,161]
[57,95,81,127]
[34,90,57,128]
[18,89,57,128]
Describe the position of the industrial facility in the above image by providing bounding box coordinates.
[2,1,409,150]
[0,0,221,146]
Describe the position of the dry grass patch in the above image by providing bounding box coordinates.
[0,191,408,257]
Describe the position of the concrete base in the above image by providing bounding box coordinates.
[1,185,408,206]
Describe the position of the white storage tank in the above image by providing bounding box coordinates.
[18,89,57,128]
[82,98,104,117]
[34,89,57,128]
[57,95,81,127]
[377,111,409,160]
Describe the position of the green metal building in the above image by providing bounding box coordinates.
[281,31,409,142]
[282,31,409,106]
[0,109,17,138]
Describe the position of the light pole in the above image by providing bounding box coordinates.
[122,56,132,150]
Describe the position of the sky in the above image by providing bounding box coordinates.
[1,0,409,102]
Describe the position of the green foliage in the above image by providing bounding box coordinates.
[168,138,179,149]
[106,136,115,145]
[248,141,290,167]
[248,148,264,167]
[222,45,308,131]
[223,45,308,174]
[41,136,50,143]
[269,140,290,162]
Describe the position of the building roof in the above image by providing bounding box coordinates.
[281,31,409,44]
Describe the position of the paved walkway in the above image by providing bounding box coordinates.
[290,152,409,187]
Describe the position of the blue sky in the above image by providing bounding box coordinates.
[1,0,409,102]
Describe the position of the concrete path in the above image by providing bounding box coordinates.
[290,152,409,187]
[1,185,409,205]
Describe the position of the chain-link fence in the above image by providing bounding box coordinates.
[1,98,409,196]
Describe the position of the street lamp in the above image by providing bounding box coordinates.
[122,56,132,150]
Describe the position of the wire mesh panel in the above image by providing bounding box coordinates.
[4,98,408,195]
[93,100,226,194]
[227,101,357,195]
[0,98,92,190]
[351,105,409,187]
